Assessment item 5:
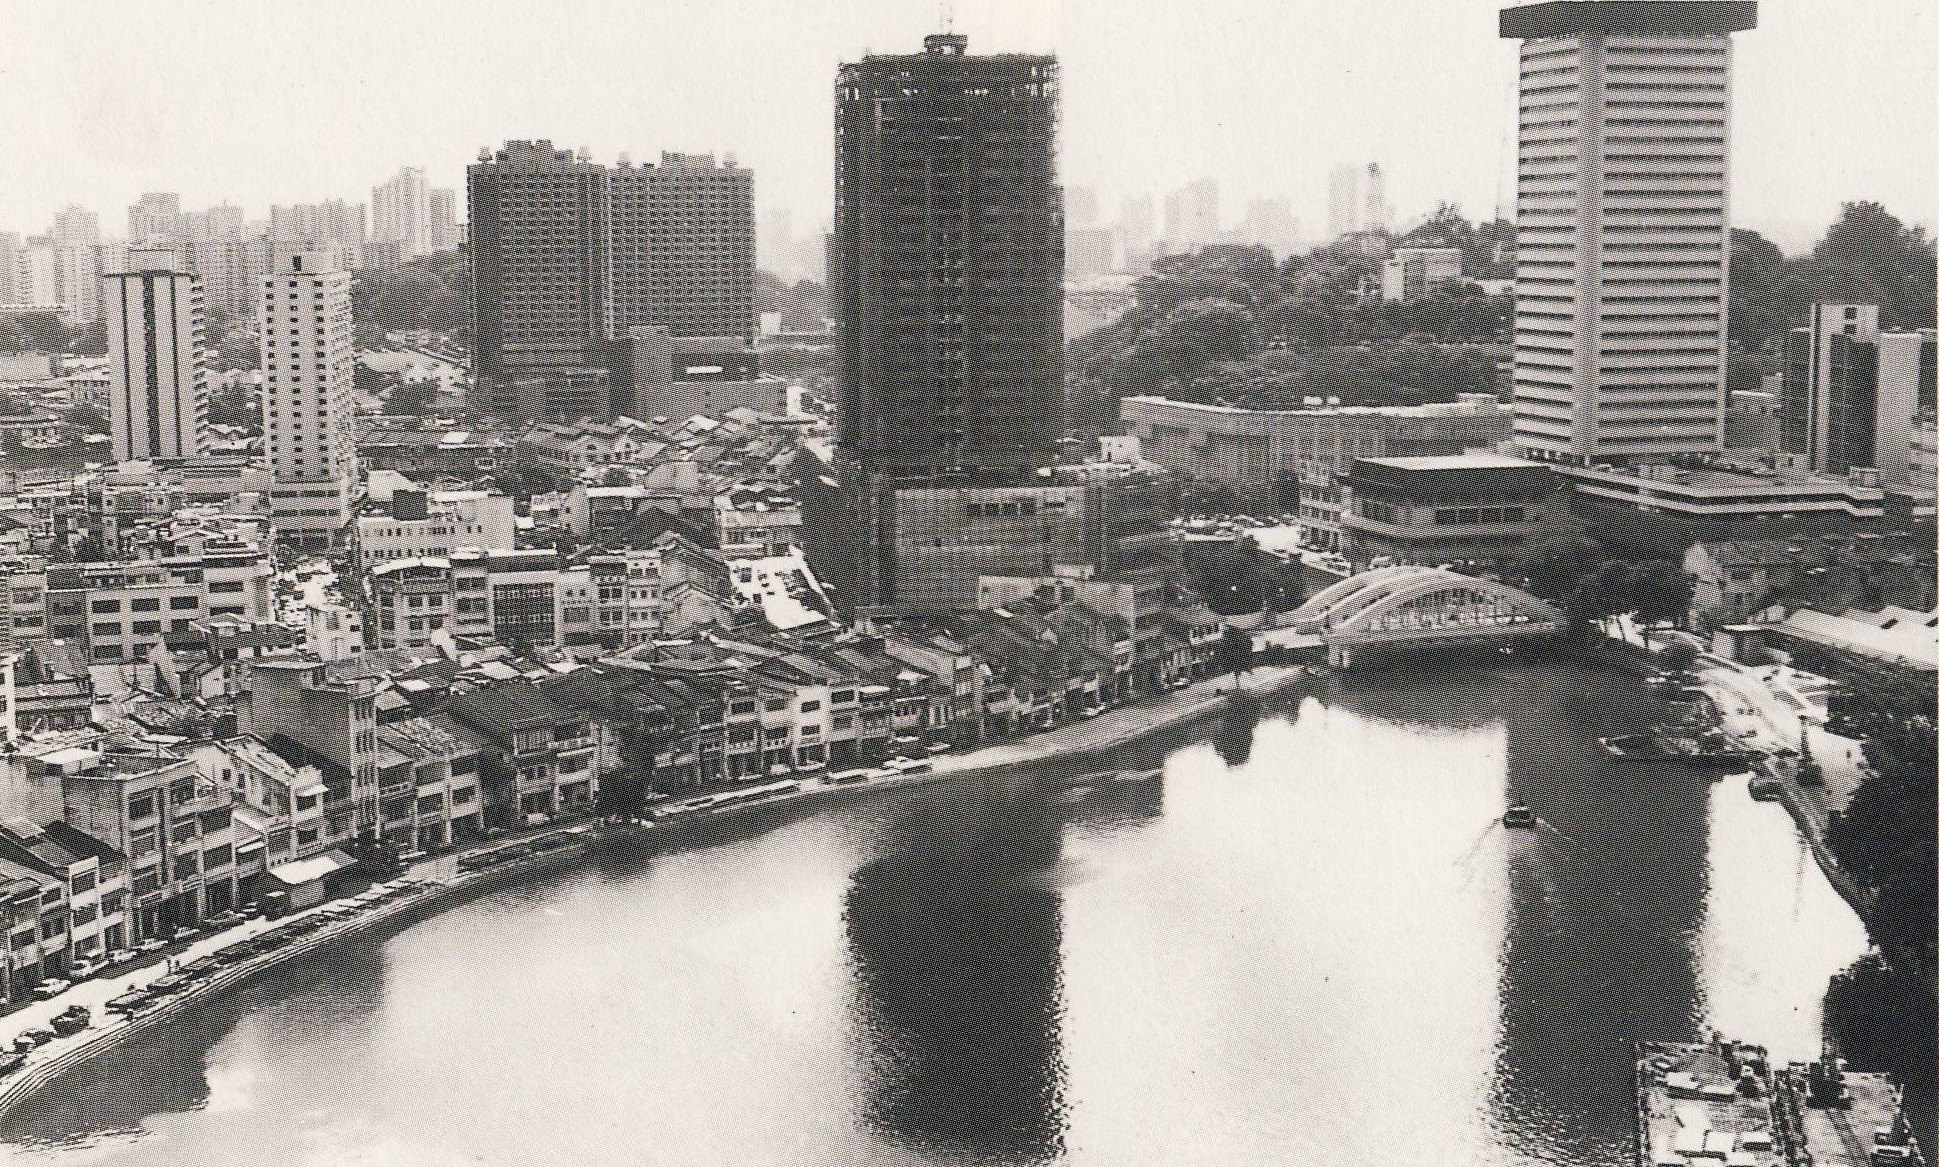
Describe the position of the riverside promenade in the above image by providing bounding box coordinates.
[0,658,1308,1125]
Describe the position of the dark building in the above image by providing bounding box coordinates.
[467,141,609,404]
[468,142,755,423]
[1780,304,1938,480]
[1339,453,1563,569]
[832,34,1064,481]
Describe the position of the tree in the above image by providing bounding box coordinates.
[0,312,69,354]
[1509,535,1606,602]
[1658,639,1699,675]
[1217,625,1253,678]
[1824,670,1937,966]
[1811,201,1937,332]
[388,380,436,416]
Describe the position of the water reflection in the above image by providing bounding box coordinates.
[844,773,1069,1163]
[0,664,1881,1167]
[1482,668,1709,1164]
[0,939,389,1152]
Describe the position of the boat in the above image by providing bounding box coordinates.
[1600,731,1756,769]
[1502,804,1537,829]
[1747,774,1783,801]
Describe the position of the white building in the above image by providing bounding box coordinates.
[353,489,517,571]
[1502,1,1757,463]
[1326,164,1362,241]
[1382,246,1463,302]
[104,249,208,462]
[261,249,357,548]
[372,166,432,263]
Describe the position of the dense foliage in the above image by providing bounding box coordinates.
[1505,535,1692,637]
[1824,669,1937,970]
[1182,537,1306,616]
[1729,201,1937,353]
[350,250,470,347]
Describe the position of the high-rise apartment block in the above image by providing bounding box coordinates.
[373,166,433,264]
[1781,304,1938,482]
[604,153,755,342]
[261,249,357,547]
[467,142,755,415]
[1327,164,1362,240]
[467,141,609,399]
[1363,163,1391,235]
[428,187,462,252]
[127,192,183,244]
[832,34,1062,481]
[1501,1,1757,464]
[1163,179,1220,251]
[103,249,208,462]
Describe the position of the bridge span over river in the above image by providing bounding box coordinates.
[1259,565,1565,668]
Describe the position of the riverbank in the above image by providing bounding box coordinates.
[1696,657,1936,996]
[0,663,1308,1125]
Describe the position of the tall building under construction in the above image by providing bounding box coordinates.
[832,33,1064,482]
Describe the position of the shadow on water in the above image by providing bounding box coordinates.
[838,763,1163,1166]
[1487,666,1710,1165]
[0,939,389,1151]
[844,771,1070,1165]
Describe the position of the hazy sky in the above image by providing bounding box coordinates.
[2,0,1933,256]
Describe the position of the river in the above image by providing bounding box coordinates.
[0,663,1875,1165]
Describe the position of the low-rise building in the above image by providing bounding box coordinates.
[353,489,517,571]
[443,682,600,825]
[1339,453,1562,569]
[1120,393,1511,545]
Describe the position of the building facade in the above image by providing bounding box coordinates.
[261,249,357,547]
[1501,1,1758,462]
[1780,303,1938,482]
[104,249,208,463]
[832,34,1063,482]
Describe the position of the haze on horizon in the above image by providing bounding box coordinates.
[1,0,1933,258]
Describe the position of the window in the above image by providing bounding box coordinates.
[91,599,120,614]
[800,700,820,713]
[832,690,855,705]
[170,595,199,609]
[128,793,157,820]
[132,620,161,634]
[131,597,161,612]
[69,870,96,895]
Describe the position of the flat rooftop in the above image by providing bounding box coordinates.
[1501,2,1758,39]
[1360,453,1538,472]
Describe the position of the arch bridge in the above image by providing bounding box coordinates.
[1277,566,1565,668]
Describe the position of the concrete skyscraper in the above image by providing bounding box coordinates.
[1781,304,1937,482]
[1327,164,1362,241]
[832,33,1062,481]
[261,249,357,547]
[127,193,183,244]
[467,141,755,419]
[1162,179,1220,251]
[373,166,433,264]
[1363,163,1390,235]
[466,141,610,411]
[104,249,208,462]
[1501,0,1757,464]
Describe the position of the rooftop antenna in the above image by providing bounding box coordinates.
[939,1,954,33]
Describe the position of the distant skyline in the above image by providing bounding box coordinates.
[1,0,1933,257]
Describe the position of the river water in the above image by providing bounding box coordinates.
[1,664,1874,1166]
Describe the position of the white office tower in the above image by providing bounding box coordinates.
[104,250,208,462]
[1326,164,1362,241]
[372,166,432,262]
[262,249,357,548]
[1363,163,1390,235]
[1501,1,1757,464]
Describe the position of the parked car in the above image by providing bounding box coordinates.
[30,979,71,1001]
[67,957,108,982]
